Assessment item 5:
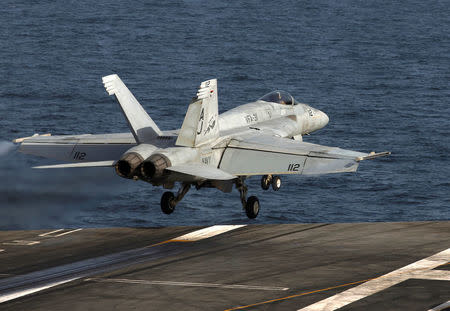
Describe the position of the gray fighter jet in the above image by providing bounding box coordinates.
[13,75,390,218]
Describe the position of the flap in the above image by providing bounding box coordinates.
[166,163,236,181]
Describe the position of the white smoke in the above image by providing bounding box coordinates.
[0,141,16,156]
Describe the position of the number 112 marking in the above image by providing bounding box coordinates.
[287,163,300,171]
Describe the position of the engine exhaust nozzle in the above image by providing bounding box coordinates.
[114,152,144,179]
[141,153,171,180]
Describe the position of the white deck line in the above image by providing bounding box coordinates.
[3,240,40,246]
[416,270,450,282]
[0,277,79,304]
[298,248,450,311]
[38,229,65,237]
[52,229,83,237]
[87,278,289,291]
[172,225,246,241]
[0,249,4,253]
[0,225,247,304]
[428,301,450,311]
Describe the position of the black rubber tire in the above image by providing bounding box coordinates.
[245,196,260,219]
[272,176,281,191]
[161,192,176,214]
[261,175,270,190]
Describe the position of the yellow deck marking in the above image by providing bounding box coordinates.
[299,248,450,311]
[224,278,375,311]
[226,252,450,311]
[147,240,175,247]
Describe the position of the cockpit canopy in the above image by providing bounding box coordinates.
[259,90,298,105]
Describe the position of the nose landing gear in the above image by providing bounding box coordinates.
[271,176,281,191]
[261,175,271,190]
[261,175,282,191]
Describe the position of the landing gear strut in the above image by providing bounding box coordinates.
[160,183,190,214]
[236,177,260,219]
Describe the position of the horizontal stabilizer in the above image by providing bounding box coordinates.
[33,160,115,169]
[166,163,236,181]
[102,74,162,143]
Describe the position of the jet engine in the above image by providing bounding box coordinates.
[140,147,198,181]
[114,144,157,179]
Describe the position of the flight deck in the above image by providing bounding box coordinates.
[0,222,449,310]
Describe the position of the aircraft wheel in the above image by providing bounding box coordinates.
[245,196,260,219]
[161,192,176,214]
[272,176,281,191]
[261,175,270,190]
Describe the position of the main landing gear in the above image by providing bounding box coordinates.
[160,176,281,219]
[261,175,281,191]
[161,183,190,214]
[236,177,260,219]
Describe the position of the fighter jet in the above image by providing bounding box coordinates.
[13,75,390,218]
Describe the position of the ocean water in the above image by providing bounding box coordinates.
[0,0,448,229]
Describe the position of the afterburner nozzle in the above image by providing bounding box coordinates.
[114,152,143,179]
[141,153,171,180]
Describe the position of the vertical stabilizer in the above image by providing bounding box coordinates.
[176,79,219,147]
[102,74,162,143]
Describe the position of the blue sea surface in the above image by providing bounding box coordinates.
[0,1,449,229]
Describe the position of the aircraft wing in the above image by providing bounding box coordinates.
[218,134,389,176]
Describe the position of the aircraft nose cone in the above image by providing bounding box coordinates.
[313,109,329,130]
[318,110,329,128]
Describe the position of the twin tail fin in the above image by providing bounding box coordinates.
[102,74,162,143]
[176,79,219,147]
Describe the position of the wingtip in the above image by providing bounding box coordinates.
[356,151,391,161]
[102,74,120,96]
[12,133,51,144]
